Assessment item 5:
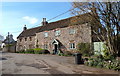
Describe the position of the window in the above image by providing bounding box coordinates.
[29,37,32,41]
[44,44,48,49]
[25,38,27,41]
[29,44,33,49]
[98,28,101,33]
[20,38,22,42]
[69,43,75,49]
[69,28,76,34]
[55,30,60,36]
[44,32,48,37]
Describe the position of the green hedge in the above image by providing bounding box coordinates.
[17,48,47,54]
[33,48,43,54]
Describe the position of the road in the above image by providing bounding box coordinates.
[0,51,119,75]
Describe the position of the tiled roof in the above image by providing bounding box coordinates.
[17,26,42,38]
[17,13,92,38]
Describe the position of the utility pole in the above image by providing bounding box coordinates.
[8,32,10,52]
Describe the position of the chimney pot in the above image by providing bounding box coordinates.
[23,25,27,31]
[42,18,48,26]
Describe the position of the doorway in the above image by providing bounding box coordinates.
[54,44,58,54]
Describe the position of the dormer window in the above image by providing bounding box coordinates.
[55,30,60,36]
[44,32,48,37]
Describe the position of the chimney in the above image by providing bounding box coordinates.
[42,18,48,26]
[23,25,27,31]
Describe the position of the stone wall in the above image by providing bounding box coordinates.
[16,23,92,53]
[16,36,35,51]
[36,23,91,53]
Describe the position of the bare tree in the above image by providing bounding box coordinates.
[71,1,120,57]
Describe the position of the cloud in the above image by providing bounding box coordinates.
[22,16,38,24]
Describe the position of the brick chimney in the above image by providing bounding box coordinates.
[23,25,27,31]
[42,18,48,26]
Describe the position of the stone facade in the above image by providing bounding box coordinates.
[36,23,91,53]
[17,13,98,53]
[16,36,36,51]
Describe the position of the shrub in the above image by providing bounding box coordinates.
[41,49,50,54]
[97,62,104,68]
[25,49,34,54]
[84,61,89,66]
[33,48,43,54]
[77,43,93,56]
[88,60,94,66]
[33,48,50,54]
[84,57,120,71]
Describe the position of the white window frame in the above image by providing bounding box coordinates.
[44,32,48,37]
[55,30,60,36]
[69,43,75,49]
[69,28,76,34]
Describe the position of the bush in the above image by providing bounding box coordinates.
[77,43,93,56]
[25,49,34,54]
[41,49,50,54]
[33,48,43,54]
[97,62,104,68]
[84,57,120,71]
[33,48,50,54]
[84,61,89,66]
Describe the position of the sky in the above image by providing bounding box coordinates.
[1,2,72,40]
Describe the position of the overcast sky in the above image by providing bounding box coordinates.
[1,2,72,40]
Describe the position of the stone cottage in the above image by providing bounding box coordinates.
[17,13,101,54]
[2,34,16,52]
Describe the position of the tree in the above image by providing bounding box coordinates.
[71,1,120,57]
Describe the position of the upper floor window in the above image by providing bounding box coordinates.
[29,37,32,41]
[20,38,22,42]
[25,38,27,41]
[44,32,48,37]
[69,28,76,34]
[55,30,60,36]
[69,43,75,49]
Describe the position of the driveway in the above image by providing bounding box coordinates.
[0,52,119,75]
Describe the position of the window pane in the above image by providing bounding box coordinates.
[70,43,75,49]
[69,29,75,34]
[44,32,48,37]
[55,30,60,36]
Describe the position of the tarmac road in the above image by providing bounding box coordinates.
[0,52,119,76]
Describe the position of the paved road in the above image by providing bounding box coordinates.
[0,52,119,75]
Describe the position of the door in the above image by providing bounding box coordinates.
[54,44,58,54]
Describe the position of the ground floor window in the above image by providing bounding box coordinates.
[29,44,33,49]
[69,43,75,49]
[44,44,48,49]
